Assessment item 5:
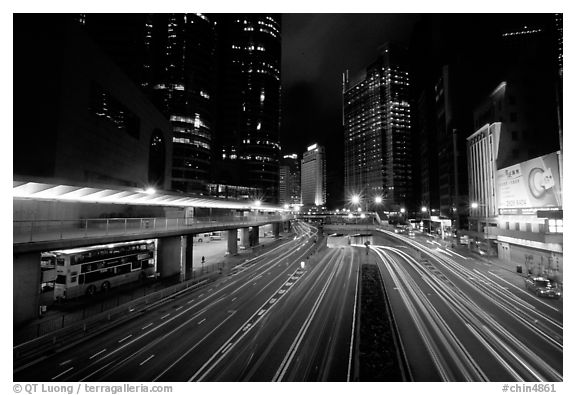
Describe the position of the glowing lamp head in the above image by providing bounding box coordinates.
[351,195,360,205]
[374,196,382,204]
[421,206,428,213]
[471,202,479,209]
[400,208,406,214]
[144,187,156,195]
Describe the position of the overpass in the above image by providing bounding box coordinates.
[13,179,294,326]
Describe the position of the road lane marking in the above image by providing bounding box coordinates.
[51,366,74,380]
[160,313,170,320]
[142,323,153,330]
[118,334,133,343]
[221,343,233,354]
[198,318,206,325]
[448,250,468,259]
[231,297,237,302]
[139,355,155,366]
[188,265,310,382]
[89,349,107,360]
[153,311,237,381]
[347,256,360,382]
[58,359,72,366]
[175,306,183,311]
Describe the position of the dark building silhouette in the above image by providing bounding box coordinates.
[81,14,217,194]
[213,15,282,203]
[343,43,413,212]
[13,16,172,190]
[279,154,301,206]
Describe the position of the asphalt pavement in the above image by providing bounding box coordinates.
[370,228,562,381]
[14,221,362,382]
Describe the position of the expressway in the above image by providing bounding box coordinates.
[14,221,360,382]
[369,229,563,382]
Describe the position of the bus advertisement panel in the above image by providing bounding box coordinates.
[53,239,156,300]
[497,152,562,210]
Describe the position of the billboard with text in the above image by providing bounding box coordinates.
[497,152,562,210]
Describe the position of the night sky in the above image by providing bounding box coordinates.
[280,14,420,153]
[280,14,421,204]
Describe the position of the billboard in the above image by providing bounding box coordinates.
[497,152,562,210]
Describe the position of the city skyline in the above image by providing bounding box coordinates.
[9,6,568,388]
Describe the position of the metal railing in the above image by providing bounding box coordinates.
[13,214,294,244]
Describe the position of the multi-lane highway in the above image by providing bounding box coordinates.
[14,222,563,382]
[14,221,361,382]
[369,229,563,382]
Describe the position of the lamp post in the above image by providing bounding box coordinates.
[421,206,430,234]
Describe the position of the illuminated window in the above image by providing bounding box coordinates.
[549,219,563,233]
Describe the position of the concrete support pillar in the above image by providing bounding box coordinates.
[240,228,250,249]
[250,226,260,246]
[13,252,41,327]
[283,221,291,232]
[273,222,281,238]
[227,229,238,255]
[157,236,182,279]
[184,235,193,281]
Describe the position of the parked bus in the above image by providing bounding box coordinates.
[53,239,156,300]
[40,252,57,294]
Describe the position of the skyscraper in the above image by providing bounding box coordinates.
[82,13,217,194]
[143,14,216,193]
[213,15,282,203]
[301,144,326,207]
[279,154,301,206]
[343,43,413,211]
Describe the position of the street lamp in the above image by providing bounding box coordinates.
[374,196,382,205]
[471,202,479,209]
[351,195,360,205]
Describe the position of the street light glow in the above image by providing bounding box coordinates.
[374,196,382,204]
[144,187,156,195]
[351,195,360,204]
[400,208,406,214]
[254,200,262,207]
[471,202,479,209]
[421,206,428,212]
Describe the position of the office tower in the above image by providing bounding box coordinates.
[142,14,216,193]
[214,15,282,203]
[279,154,301,205]
[343,43,412,211]
[301,144,326,207]
[81,14,216,194]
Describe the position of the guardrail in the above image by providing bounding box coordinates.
[13,214,294,244]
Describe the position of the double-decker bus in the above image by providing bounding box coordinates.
[53,239,156,300]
